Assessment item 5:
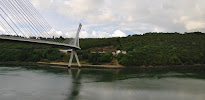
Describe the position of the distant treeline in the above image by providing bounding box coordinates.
[79,32,204,66]
[0,40,66,62]
[0,32,204,67]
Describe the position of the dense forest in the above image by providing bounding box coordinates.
[0,40,64,62]
[79,32,205,66]
[0,32,204,67]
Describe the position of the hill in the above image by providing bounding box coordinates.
[0,32,204,67]
[79,32,204,66]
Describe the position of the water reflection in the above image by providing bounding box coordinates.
[0,66,205,100]
[67,69,81,100]
[64,68,205,100]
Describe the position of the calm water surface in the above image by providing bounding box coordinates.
[0,65,205,100]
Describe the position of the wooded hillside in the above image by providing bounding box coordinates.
[0,32,204,66]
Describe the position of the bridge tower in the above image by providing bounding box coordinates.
[68,24,82,68]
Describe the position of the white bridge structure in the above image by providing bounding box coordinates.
[0,0,82,68]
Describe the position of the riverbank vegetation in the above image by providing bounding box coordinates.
[0,40,63,62]
[80,32,204,66]
[0,32,204,67]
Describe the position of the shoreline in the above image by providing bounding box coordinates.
[37,62,125,69]
[0,61,205,69]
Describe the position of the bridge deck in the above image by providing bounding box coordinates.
[0,36,80,49]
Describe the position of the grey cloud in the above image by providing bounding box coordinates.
[30,0,205,36]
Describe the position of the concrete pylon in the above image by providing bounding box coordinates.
[68,24,82,68]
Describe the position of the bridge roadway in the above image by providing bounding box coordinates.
[0,36,81,49]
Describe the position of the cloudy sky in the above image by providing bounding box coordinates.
[30,0,205,38]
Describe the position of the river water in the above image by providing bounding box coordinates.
[0,65,205,100]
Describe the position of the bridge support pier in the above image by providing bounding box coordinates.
[68,49,81,68]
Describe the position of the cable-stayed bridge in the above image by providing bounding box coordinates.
[0,0,82,68]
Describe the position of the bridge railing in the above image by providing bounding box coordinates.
[0,34,80,49]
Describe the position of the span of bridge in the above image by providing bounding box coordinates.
[0,24,82,50]
[0,35,81,49]
[0,0,82,68]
